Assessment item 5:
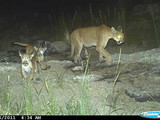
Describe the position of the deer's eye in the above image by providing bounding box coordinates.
[117,35,122,39]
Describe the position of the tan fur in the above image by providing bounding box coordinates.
[68,24,124,65]
[19,51,37,81]
[13,42,35,54]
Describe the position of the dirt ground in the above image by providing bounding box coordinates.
[0,46,160,115]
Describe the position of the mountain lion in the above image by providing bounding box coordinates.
[68,24,124,65]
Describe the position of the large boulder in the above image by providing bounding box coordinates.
[34,40,70,54]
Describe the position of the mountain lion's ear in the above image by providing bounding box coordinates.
[118,26,122,32]
[111,27,117,34]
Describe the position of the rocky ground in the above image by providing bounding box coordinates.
[0,45,160,115]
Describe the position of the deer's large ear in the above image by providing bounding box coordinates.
[44,41,47,45]
[111,27,117,34]
[30,51,35,59]
[34,46,38,51]
[18,50,23,57]
[43,46,47,51]
[43,41,47,48]
[118,26,122,32]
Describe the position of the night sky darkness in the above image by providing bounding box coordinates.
[0,1,147,15]
[0,0,160,50]
[1,0,159,18]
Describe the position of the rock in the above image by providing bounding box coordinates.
[111,48,160,64]
[0,62,19,72]
[34,40,70,54]
[65,74,104,82]
[0,50,20,63]
[49,41,70,53]
[48,60,73,64]
[125,87,160,102]
[71,66,83,72]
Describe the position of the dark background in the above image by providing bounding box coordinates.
[0,0,159,15]
[0,0,160,52]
